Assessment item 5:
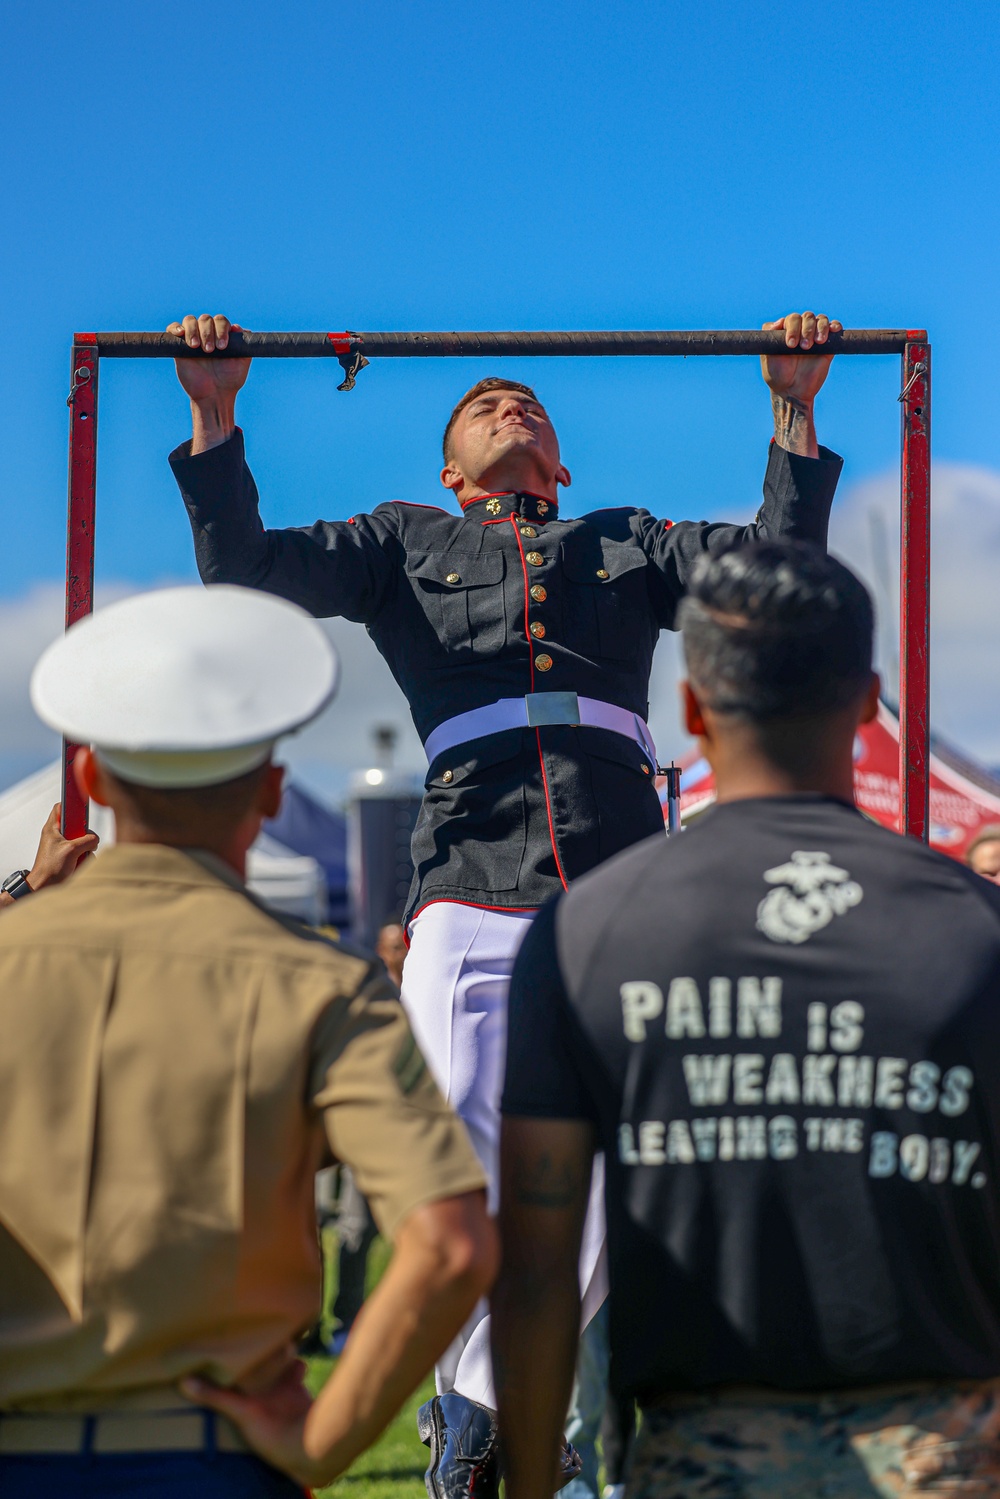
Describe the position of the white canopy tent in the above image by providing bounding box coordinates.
[0,763,327,924]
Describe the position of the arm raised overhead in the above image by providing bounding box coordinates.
[167,313,397,624]
[638,309,845,626]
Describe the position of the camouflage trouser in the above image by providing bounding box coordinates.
[629,1381,1000,1498]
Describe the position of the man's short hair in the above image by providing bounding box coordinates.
[678,541,874,720]
[442,378,541,462]
[101,758,271,839]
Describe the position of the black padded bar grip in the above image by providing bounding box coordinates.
[352,329,919,357]
[91,331,341,356]
[88,329,923,358]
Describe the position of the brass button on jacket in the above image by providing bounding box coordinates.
[446,572,461,585]
[441,769,454,783]
[530,622,546,639]
[520,526,537,538]
[530,584,547,603]
[525,551,544,566]
[535,653,554,672]
[596,568,610,580]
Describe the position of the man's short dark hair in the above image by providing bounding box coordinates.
[442,378,541,462]
[678,541,874,721]
[100,758,272,840]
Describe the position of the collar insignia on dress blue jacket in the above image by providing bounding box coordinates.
[460,492,558,524]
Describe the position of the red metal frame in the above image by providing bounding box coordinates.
[899,339,931,840]
[61,329,932,842]
[63,336,99,837]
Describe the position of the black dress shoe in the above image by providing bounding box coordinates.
[417,1392,584,1499]
[556,1437,584,1490]
[418,1393,501,1499]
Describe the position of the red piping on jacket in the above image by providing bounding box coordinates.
[509,515,536,695]
[404,897,542,942]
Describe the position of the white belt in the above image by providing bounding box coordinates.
[423,692,657,767]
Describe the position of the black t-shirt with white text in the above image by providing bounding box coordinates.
[502,796,1000,1401]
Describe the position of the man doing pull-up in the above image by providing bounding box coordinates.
[166,309,843,1499]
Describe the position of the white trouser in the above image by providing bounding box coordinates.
[401,901,608,1409]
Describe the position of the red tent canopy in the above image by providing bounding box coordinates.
[661,703,1000,861]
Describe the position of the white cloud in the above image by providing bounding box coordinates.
[2,465,997,800]
[606,462,1000,770]
[280,616,426,797]
[0,583,65,767]
[0,581,426,802]
[830,462,1000,763]
[0,582,146,787]
[646,463,1000,771]
[0,575,692,799]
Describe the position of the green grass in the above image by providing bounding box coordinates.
[306,1363,434,1499]
[305,1227,432,1499]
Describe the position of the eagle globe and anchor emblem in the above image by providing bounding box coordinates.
[756,851,864,945]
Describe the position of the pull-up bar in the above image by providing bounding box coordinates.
[88,328,917,357]
[62,326,931,846]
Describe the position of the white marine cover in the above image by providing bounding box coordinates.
[30,585,338,760]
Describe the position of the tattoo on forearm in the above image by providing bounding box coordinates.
[771,393,816,457]
[513,1152,584,1208]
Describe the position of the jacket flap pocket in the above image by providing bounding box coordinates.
[425,728,525,786]
[581,726,654,772]
[561,543,647,585]
[405,552,505,590]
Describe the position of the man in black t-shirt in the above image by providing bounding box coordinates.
[493,542,1000,1499]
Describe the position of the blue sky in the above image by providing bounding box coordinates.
[2,0,998,791]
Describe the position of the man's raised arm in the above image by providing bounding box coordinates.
[639,309,845,623]
[168,313,250,453]
[761,310,840,460]
[166,312,396,623]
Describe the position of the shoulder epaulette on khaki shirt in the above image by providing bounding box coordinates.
[0,844,484,1412]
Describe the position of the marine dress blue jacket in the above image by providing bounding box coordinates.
[170,432,842,920]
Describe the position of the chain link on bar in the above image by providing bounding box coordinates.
[898,360,928,403]
[66,365,92,407]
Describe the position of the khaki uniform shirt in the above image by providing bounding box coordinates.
[0,844,485,1411]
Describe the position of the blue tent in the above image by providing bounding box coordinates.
[263,782,350,928]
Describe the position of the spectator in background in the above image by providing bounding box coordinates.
[0,585,494,1499]
[0,803,98,907]
[328,1171,380,1357]
[966,826,1000,884]
[329,920,408,1354]
[494,542,1000,1499]
[304,918,410,1360]
[376,918,408,990]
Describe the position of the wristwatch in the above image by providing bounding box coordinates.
[1,869,33,901]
